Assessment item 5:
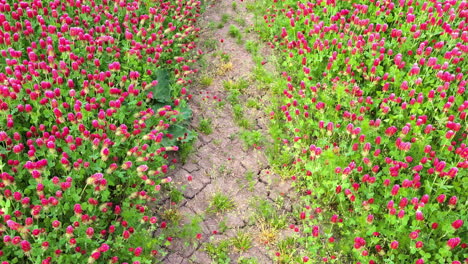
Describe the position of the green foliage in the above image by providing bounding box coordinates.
[235,16,247,27]
[223,78,250,91]
[226,90,241,104]
[240,130,264,148]
[207,193,236,214]
[218,219,229,233]
[198,118,213,135]
[232,104,244,120]
[203,38,218,51]
[245,40,260,54]
[204,240,231,264]
[177,215,204,241]
[168,186,184,204]
[246,99,261,109]
[253,0,467,262]
[220,52,231,62]
[178,138,197,164]
[237,118,252,129]
[228,25,243,43]
[0,0,202,262]
[221,14,230,24]
[161,208,182,224]
[245,171,256,192]
[152,68,173,104]
[276,237,300,263]
[208,21,217,30]
[250,197,287,230]
[200,75,214,86]
[231,231,253,252]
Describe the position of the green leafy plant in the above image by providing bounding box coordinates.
[231,231,253,252]
[198,118,213,135]
[179,139,197,164]
[235,16,247,27]
[218,219,229,233]
[228,25,243,43]
[240,130,264,148]
[176,215,204,242]
[246,99,261,109]
[221,14,230,24]
[200,75,214,86]
[207,193,236,214]
[203,38,218,51]
[204,240,231,264]
[245,40,260,54]
[245,171,256,192]
[220,52,231,62]
[232,104,244,121]
[238,257,259,264]
[223,78,250,91]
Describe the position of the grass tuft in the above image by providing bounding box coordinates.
[207,192,235,214]
[198,118,213,135]
[231,231,253,252]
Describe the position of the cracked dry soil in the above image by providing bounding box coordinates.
[160,1,296,263]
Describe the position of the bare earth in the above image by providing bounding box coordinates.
[160,1,296,263]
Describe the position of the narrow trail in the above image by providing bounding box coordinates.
[162,1,295,263]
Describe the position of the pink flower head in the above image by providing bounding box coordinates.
[91,251,101,260]
[447,237,461,249]
[20,240,31,252]
[409,231,419,240]
[452,219,464,230]
[134,247,143,257]
[436,194,446,203]
[415,211,424,221]
[6,220,21,230]
[415,241,424,248]
[448,196,458,207]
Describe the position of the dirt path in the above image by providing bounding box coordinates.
[161,1,295,263]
